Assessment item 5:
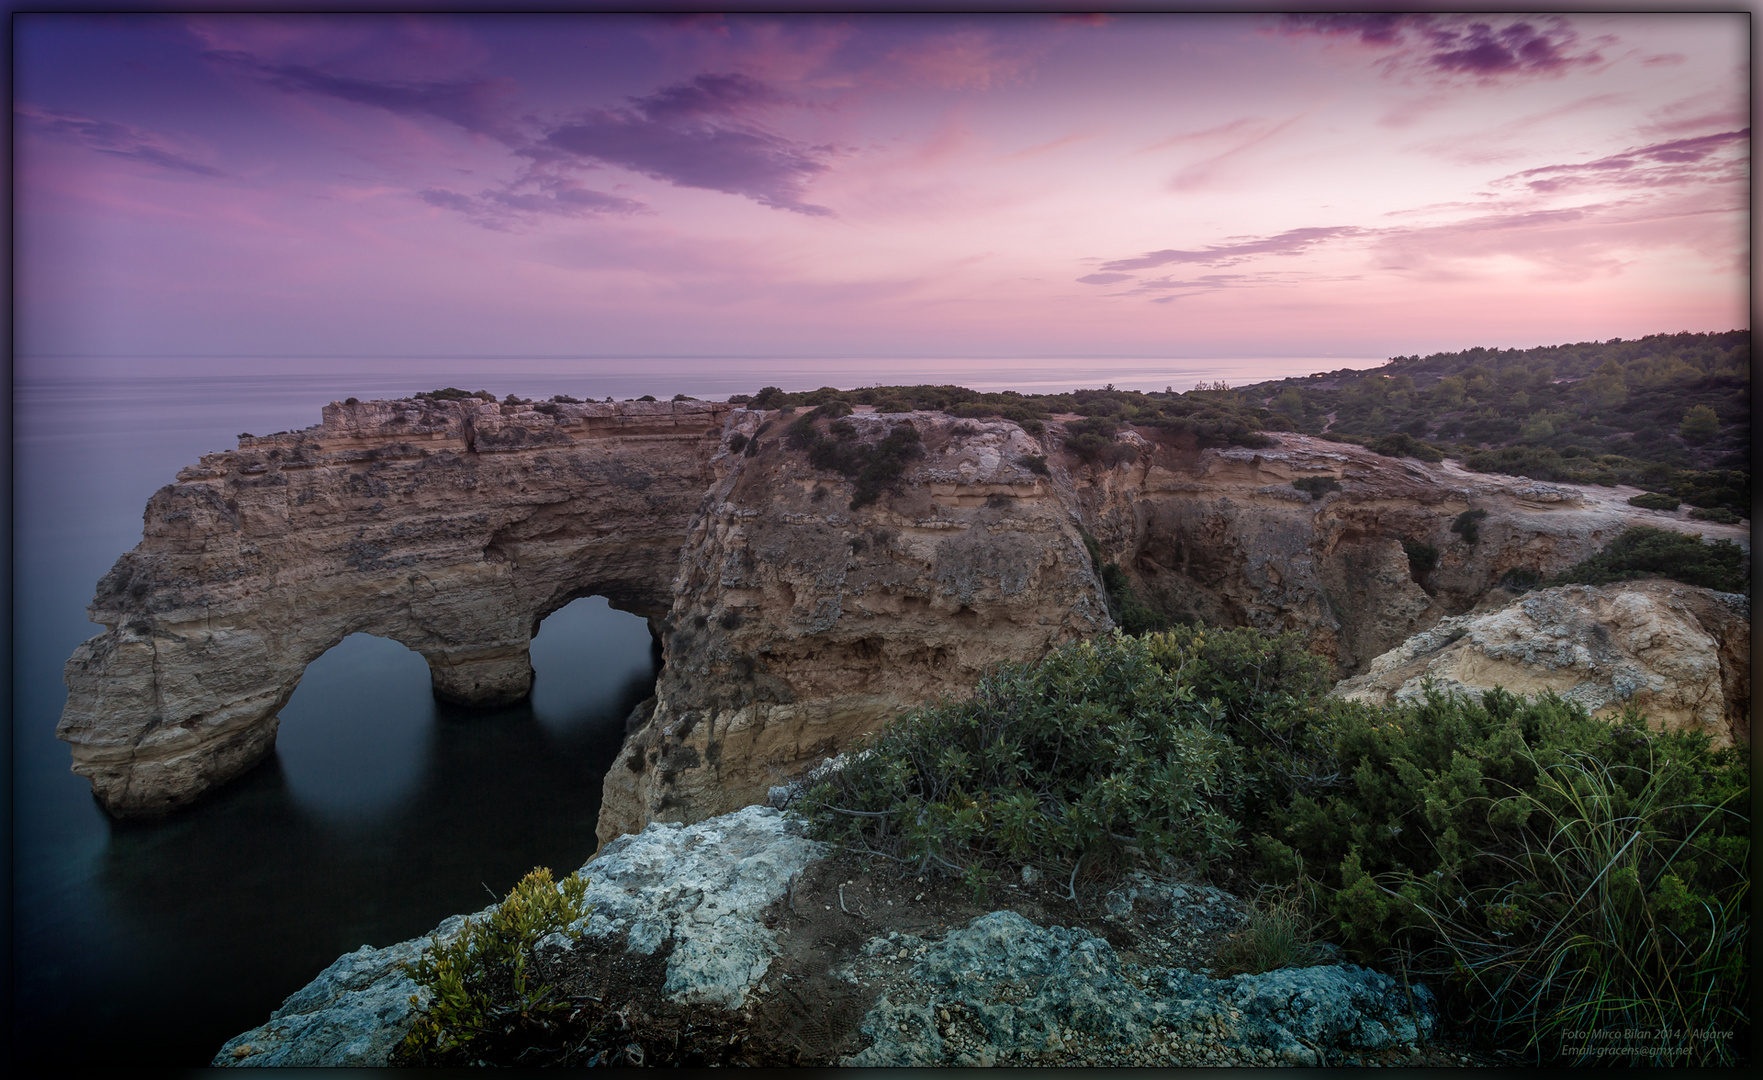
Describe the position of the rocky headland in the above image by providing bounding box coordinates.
[61,396,1747,834]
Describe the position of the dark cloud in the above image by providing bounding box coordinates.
[1076,272,1132,285]
[533,73,834,216]
[1426,22,1586,75]
[421,178,647,228]
[219,51,835,217]
[1098,227,1362,272]
[1277,14,1604,82]
[1277,13,1408,47]
[1502,129,1748,192]
[207,50,516,140]
[23,110,225,176]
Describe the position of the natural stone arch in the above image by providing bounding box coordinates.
[58,397,732,818]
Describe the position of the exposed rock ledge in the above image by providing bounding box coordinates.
[1336,580,1750,748]
[215,805,1444,1068]
[61,394,1748,833]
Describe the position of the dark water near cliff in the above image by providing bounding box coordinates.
[10,354,1379,1065]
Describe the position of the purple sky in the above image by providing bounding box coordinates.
[14,12,1749,363]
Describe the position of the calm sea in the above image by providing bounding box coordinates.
[10,354,1382,1065]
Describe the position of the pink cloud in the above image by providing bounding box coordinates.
[1275,14,1610,85]
[1496,129,1747,194]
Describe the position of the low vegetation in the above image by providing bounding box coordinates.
[731,330,1747,516]
[783,404,925,509]
[1291,476,1341,500]
[396,868,594,1066]
[1550,525,1747,594]
[1626,491,1680,511]
[800,626,1750,1066]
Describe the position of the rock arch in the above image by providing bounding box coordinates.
[58,397,732,818]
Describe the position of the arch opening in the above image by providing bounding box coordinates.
[275,633,435,821]
[528,596,661,737]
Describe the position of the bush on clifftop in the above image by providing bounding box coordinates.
[799,626,1750,1065]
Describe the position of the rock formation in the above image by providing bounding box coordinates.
[214,805,826,1067]
[596,416,1747,845]
[60,396,1748,828]
[1334,580,1750,748]
[58,397,732,817]
[215,804,1443,1069]
[596,412,1110,844]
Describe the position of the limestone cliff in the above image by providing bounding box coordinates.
[60,398,1747,828]
[59,397,731,817]
[597,412,1109,844]
[1334,580,1750,748]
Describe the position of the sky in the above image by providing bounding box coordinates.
[13,11,1750,363]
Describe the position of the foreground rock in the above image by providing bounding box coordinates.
[216,805,823,1066]
[216,806,1451,1068]
[849,912,1432,1067]
[1335,580,1750,747]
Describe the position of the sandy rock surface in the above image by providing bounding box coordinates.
[1335,580,1750,746]
[61,394,1746,833]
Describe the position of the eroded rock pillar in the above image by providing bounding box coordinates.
[59,623,302,817]
[421,642,534,708]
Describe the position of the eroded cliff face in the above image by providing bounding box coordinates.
[596,413,1109,845]
[58,398,732,817]
[1068,429,1749,674]
[62,400,1748,828]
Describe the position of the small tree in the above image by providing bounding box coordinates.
[1679,405,1720,445]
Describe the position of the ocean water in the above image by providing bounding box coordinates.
[9,353,1383,1065]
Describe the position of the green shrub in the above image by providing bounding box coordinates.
[799,626,1339,891]
[750,385,787,409]
[1215,885,1330,976]
[1256,689,1749,1064]
[1451,508,1489,544]
[1100,562,1167,635]
[1367,431,1445,462]
[1291,476,1341,499]
[1018,453,1049,475]
[416,387,495,402]
[1399,739,1749,1064]
[1550,525,1747,593]
[396,868,593,1066]
[787,407,924,509]
[1063,416,1138,468]
[1499,567,1541,593]
[1627,491,1680,511]
[726,432,748,454]
[1689,506,1741,524]
[1402,539,1438,575]
[1679,404,1720,444]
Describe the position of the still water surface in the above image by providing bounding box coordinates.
[11,354,1381,1064]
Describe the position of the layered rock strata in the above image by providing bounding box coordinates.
[58,397,732,817]
[62,396,1747,827]
[1334,581,1750,748]
[600,419,1746,844]
[596,412,1110,844]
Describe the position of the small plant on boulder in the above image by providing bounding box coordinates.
[396,867,593,1066]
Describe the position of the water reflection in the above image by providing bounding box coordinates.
[19,598,658,1067]
[278,634,436,820]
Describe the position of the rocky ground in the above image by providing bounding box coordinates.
[217,806,1517,1068]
